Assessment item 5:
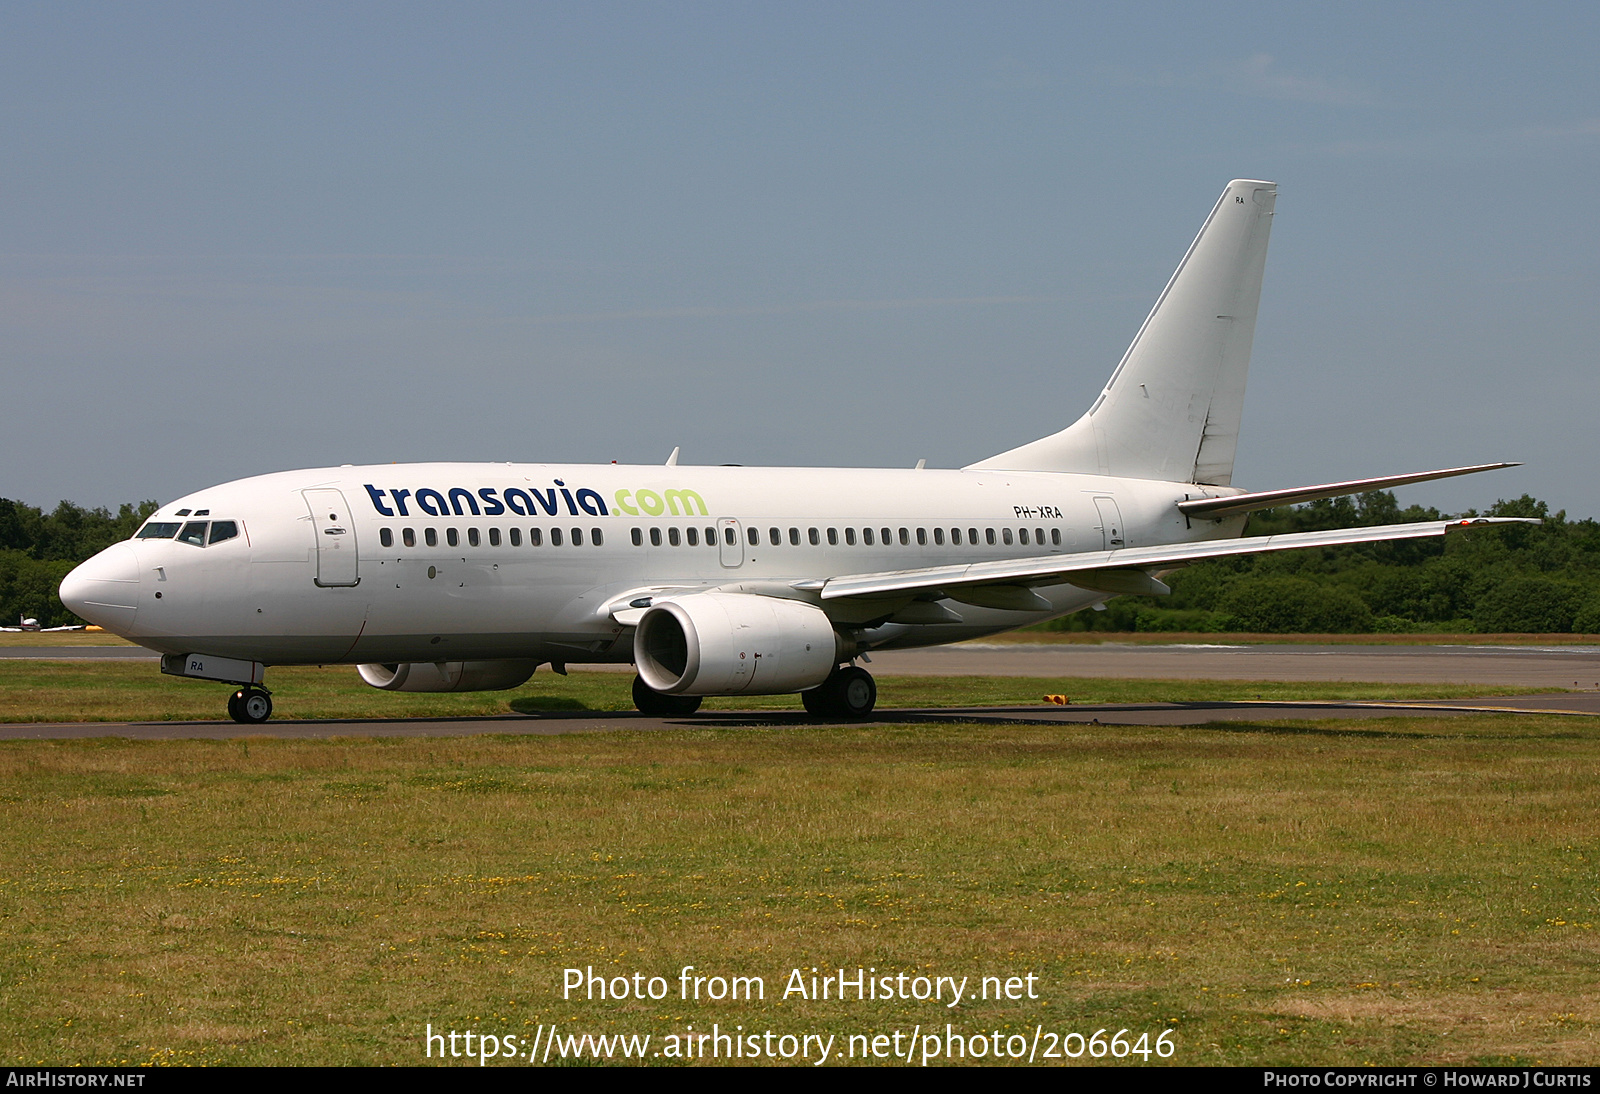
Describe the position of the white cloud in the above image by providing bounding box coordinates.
[1219,53,1380,106]
[1520,119,1600,141]
[1091,54,1378,107]
[512,295,1058,326]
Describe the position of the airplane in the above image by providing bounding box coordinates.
[59,180,1528,725]
[0,615,83,632]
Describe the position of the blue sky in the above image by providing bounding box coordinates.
[4,2,1597,515]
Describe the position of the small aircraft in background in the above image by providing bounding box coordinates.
[0,615,84,633]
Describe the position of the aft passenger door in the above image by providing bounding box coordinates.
[1093,497,1125,551]
[718,518,743,568]
[303,489,360,587]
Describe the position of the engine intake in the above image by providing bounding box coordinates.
[635,593,839,696]
[357,660,539,692]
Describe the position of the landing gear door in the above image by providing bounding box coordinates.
[1093,497,1125,551]
[303,489,360,587]
[718,518,743,568]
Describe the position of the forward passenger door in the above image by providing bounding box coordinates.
[303,489,360,587]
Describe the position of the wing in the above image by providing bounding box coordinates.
[803,517,1536,604]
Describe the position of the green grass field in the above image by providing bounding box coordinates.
[0,661,1555,723]
[0,711,1596,1067]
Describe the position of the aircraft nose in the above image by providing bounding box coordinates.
[59,543,141,632]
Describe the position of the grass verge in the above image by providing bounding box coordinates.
[0,716,1594,1066]
[0,661,1554,723]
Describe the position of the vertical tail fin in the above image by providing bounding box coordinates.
[968,179,1276,485]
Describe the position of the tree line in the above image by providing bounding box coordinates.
[1055,493,1600,634]
[3,492,1597,634]
[0,498,157,627]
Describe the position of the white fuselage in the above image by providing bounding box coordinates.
[62,462,1244,666]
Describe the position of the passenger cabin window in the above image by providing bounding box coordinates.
[862,528,873,546]
[529,528,542,546]
[1019,528,1029,545]
[425,528,438,547]
[650,528,662,547]
[843,528,854,546]
[447,528,459,548]
[881,527,891,545]
[489,528,501,546]
[808,528,820,546]
[468,528,480,547]
[969,527,979,543]
[687,527,699,546]
[570,528,583,546]
[769,527,781,546]
[985,528,996,545]
[380,528,393,548]
[136,522,182,540]
[668,527,681,547]
[1051,528,1061,546]
[510,528,522,547]
[724,527,736,546]
[1002,528,1014,545]
[1035,527,1046,545]
[403,528,416,547]
[789,527,800,546]
[933,528,944,545]
[177,521,208,547]
[747,527,759,546]
[705,527,716,545]
[591,528,603,546]
[631,528,643,546]
[551,528,564,546]
[827,528,838,546]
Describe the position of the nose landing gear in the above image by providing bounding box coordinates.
[227,687,273,724]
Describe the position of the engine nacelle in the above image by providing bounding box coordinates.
[357,660,539,693]
[635,593,839,696]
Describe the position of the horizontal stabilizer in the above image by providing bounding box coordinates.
[819,518,1536,604]
[1177,463,1519,520]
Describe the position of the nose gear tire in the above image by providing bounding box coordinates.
[228,688,273,724]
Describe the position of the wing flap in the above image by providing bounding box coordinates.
[819,518,1535,602]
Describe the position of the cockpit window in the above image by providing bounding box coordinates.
[177,521,208,547]
[135,522,182,540]
[208,521,239,545]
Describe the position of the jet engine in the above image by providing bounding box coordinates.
[357,659,539,692]
[634,592,840,695]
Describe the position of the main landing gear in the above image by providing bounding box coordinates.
[802,665,877,720]
[632,675,703,717]
[227,687,273,725]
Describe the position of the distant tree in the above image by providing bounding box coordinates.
[0,552,78,628]
[1217,576,1374,633]
[0,498,157,561]
[1471,575,1586,634]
